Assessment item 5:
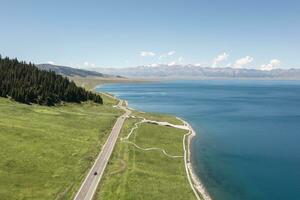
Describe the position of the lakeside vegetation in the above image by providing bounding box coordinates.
[132,110,184,125]
[0,97,122,199]
[0,56,102,105]
[95,113,195,200]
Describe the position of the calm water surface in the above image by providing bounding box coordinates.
[97,80,300,200]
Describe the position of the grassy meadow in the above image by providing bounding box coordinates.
[95,114,195,200]
[0,96,121,200]
[132,110,184,125]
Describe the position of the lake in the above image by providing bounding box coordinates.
[97,80,300,200]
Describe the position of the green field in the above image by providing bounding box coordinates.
[0,97,122,200]
[95,114,195,200]
[100,93,119,106]
[132,110,184,125]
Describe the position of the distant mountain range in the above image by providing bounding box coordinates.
[90,64,300,79]
[37,64,114,78]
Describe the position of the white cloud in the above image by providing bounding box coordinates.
[83,61,95,68]
[168,61,177,66]
[178,56,183,62]
[212,52,229,67]
[47,61,55,65]
[234,56,253,68]
[140,51,156,57]
[225,63,232,68]
[260,59,281,71]
[159,51,176,59]
[167,51,176,56]
[146,63,159,67]
[194,63,203,67]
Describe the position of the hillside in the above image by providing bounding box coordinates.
[0,95,122,199]
[37,64,111,78]
[91,64,300,79]
[0,56,102,105]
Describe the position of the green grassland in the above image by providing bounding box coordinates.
[95,115,195,200]
[100,93,119,106]
[132,110,184,125]
[0,97,122,200]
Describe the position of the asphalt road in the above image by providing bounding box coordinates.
[74,100,131,200]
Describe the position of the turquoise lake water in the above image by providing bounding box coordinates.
[97,80,300,200]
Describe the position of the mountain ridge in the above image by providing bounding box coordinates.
[37,64,112,78]
[89,64,300,79]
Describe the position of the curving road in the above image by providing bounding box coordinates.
[74,100,131,200]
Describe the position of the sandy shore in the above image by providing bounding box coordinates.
[178,118,213,200]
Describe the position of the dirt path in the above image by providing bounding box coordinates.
[122,115,213,200]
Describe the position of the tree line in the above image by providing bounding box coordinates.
[0,55,103,105]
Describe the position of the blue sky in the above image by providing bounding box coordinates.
[0,0,300,69]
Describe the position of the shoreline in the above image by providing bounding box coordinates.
[178,118,213,200]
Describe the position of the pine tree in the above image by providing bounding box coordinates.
[0,55,103,105]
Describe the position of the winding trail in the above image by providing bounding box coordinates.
[120,116,186,158]
[122,140,183,158]
[123,115,212,200]
[120,117,145,141]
